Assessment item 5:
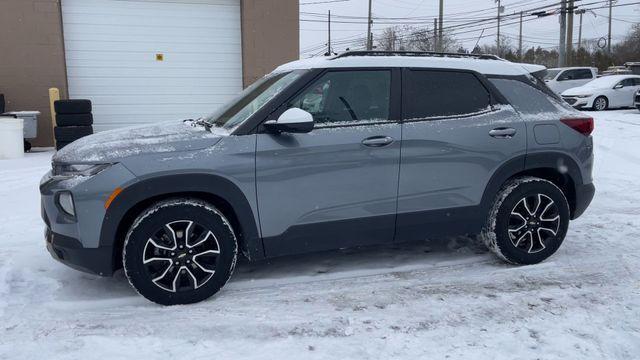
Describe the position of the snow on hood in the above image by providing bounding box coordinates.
[53,121,227,163]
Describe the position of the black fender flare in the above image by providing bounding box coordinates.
[479,152,583,215]
[99,173,263,266]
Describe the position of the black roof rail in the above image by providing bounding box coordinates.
[332,51,502,61]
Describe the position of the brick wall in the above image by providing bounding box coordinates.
[0,0,68,147]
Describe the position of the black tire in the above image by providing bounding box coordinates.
[480,177,570,265]
[54,126,93,142]
[54,99,92,115]
[123,199,238,305]
[24,140,31,152]
[56,113,93,127]
[592,96,608,111]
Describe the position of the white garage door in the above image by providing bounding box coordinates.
[61,0,243,131]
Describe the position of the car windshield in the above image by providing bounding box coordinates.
[544,69,561,80]
[204,70,305,130]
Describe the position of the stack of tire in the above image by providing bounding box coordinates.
[54,100,93,151]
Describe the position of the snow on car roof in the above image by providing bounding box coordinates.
[584,74,640,87]
[274,55,546,76]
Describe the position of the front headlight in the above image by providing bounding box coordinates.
[575,94,593,98]
[52,163,112,177]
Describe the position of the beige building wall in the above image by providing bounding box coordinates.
[0,0,299,147]
[0,0,69,147]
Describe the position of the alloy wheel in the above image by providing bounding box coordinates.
[594,97,607,111]
[508,194,561,254]
[142,220,221,292]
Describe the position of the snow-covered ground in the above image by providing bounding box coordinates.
[1,110,639,359]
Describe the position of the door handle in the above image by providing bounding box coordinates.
[489,127,517,138]
[362,136,394,147]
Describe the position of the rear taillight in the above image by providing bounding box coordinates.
[560,117,594,136]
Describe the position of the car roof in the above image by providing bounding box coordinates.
[548,67,596,70]
[274,53,546,77]
[600,74,640,79]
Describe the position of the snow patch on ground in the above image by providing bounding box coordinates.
[1,110,639,359]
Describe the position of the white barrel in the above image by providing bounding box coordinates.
[0,117,24,159]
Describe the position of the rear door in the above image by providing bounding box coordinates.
[396,69,527,241]
[256,69,402,257]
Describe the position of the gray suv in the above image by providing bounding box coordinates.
[40,52,595,305]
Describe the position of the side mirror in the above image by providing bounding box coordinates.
[264,108,314,134]
[614,83,624,89]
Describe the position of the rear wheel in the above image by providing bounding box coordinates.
[123,199,238,305]
[592,96,608,111]
[481,177,570,265]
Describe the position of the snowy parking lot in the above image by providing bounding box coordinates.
[1,109,639,359]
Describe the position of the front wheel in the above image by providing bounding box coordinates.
[592,96,608,111]
[481,177,570,265]
[123,199,238,305]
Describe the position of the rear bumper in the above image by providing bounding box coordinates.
[45,227,114,276]
[571,182,595,220]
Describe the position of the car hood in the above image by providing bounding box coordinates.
[53,120,228,163]
[561,86,599,96]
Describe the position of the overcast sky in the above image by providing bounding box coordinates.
[299,0,639,57]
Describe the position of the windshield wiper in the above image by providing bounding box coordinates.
[183,117,213,131]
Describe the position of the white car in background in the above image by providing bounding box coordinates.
[561,75,640,111]
[544,67,598,94]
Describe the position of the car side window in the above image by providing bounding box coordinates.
[403,70,490,119]
[558,70,572,81]
[287,70,391,126]
[618,78,635,87]
[489,78,558,114]
[575,69,593,80]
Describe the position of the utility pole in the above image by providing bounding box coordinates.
[438,0,444,52]
[576,9,586,49]
[566,0,575,65]
[433,18,438,52]
[558,0,567,67]
[607,0,613,54]
[326,10,332,55]
[366,0,373,50]
[496,0,501,56]
[518,11,523,60]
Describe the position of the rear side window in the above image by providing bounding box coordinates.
[490,78,558,114]
[403,70,490,119]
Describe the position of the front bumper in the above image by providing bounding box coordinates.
[45,227,114,276]
[40,163,137,276]
[562,95,595,109]
[571,182,595,219]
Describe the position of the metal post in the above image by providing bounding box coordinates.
[433,18,438,52]
[518,11,523,60]
[607,0,612,54]
[566,0,574,65]
[327,10,331,55]
[438,0,444,52]
[559,0,566,67]
[577,10,584,49]
[496,0,501,56]
[367,0,373,50]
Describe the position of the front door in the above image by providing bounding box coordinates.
[610,78,640,107]
[256,69,402,257]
